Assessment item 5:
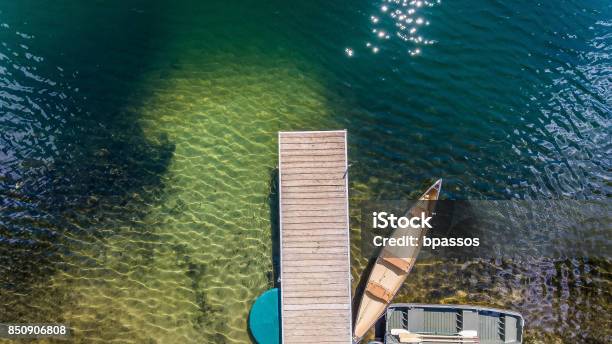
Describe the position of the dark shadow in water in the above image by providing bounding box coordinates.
[0,1,176,323]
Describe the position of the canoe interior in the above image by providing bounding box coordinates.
[385,304,524,344]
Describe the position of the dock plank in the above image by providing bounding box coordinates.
[280,154,346,163]
[282,246,348,255]
[281,167,347,175]
[282,229,349,236]
[282,191,346,199]
[281,161,346,169]
[281,173,345,180]
[279,132,344,139]
[281,142,346,150]
[282,289,350,298]
[283,303,350,311]
[282,216,347,224]
[282,179,346,187]
[281,258,348,267]
[284,328,352,339]
[282,239,349,248]
[282,240,349,248]
[278,254,348,262]
[281,203,347,211]
[282,223,347,228]
[279,130,352,344]
[282,210,347,217]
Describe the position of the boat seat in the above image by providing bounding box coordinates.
[380,255,412,273]
[366,281,393,303]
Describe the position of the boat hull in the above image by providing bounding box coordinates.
[384,303,524,344]
[353,180,442,342]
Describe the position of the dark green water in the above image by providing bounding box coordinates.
[0,0,609,343]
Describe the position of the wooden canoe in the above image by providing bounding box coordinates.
[353,179,442,342]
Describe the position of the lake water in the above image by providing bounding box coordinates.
[0,0,610,343]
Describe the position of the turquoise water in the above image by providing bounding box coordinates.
[0,0,610,343]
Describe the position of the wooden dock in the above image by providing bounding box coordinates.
[278,130,352,343]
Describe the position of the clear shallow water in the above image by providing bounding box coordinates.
[0,0,610,343]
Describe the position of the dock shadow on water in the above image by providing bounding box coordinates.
[269,168,281,288]
[245,168,280,343]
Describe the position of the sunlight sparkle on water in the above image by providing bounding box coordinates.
[357,0,441,58]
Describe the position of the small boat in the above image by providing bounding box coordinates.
[353,180,442,342]
[381,303,524,344]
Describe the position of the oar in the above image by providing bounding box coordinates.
[420,335,478,340]
[399,332,479,343]
[400,339,478,344]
